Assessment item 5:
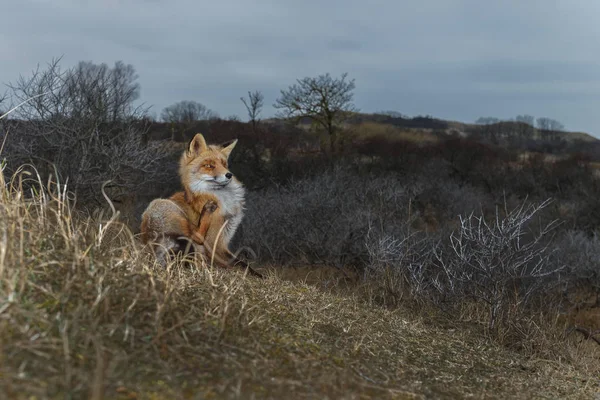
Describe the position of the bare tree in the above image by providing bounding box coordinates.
[160,100,218,123]
[536,117,564,132]
[378,110,406,118]
[0,92,7,131]
[107,61,141,122]
[514,114,536,140]
[0,92,7,148]
[240,90,264,133]
[4,58,171,206]
[475,117,501,125]
[274,72,357,154]
[474,117,503,143]
[0,91,7,116]
[9,59,143,124]
[515,114,535,127]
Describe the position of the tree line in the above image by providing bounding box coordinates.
[476,115,565,131]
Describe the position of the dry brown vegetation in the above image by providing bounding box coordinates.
[1,163,599,399]
[3,60,600,399]
[349,122,439,144]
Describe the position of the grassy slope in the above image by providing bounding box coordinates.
[0,171,598,400]
[3,265,599,399]
[126,270,598,400]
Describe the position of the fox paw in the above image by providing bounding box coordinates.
[203,200,218,213]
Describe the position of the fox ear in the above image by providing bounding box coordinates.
[187,133,208,157]
[220,139,238,159]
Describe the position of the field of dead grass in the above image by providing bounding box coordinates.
[349,122,440,144]
[0,165,599,399]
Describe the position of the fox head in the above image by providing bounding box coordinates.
[180,133,239,193]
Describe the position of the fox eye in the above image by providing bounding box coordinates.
[203,164,214,169]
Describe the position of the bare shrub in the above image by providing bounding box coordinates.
[238,166,494,270]
[553,231,600,306]
[360,180,489,306]
[433,199,563,332]
[412,179,491,228]
[3,58,174,207]
[363,229,438,305]
[238,167,415,267]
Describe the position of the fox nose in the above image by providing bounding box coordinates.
[225,172,233,179]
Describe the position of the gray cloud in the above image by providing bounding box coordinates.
[3,0,600,135]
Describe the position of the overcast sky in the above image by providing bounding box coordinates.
[3,0,600,135]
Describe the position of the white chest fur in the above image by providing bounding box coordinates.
[212,180,245,217]
[206,180,245,244]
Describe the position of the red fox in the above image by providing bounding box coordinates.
[141,133,260,276]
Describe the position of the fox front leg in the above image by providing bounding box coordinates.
[191,200,218,244]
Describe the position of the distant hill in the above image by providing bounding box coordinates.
[4,112,597,157]
[265,112,597,145]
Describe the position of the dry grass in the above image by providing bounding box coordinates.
[0,165,599,400]
[350,122,439,144]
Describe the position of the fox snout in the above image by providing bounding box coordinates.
[213,171,234,185]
